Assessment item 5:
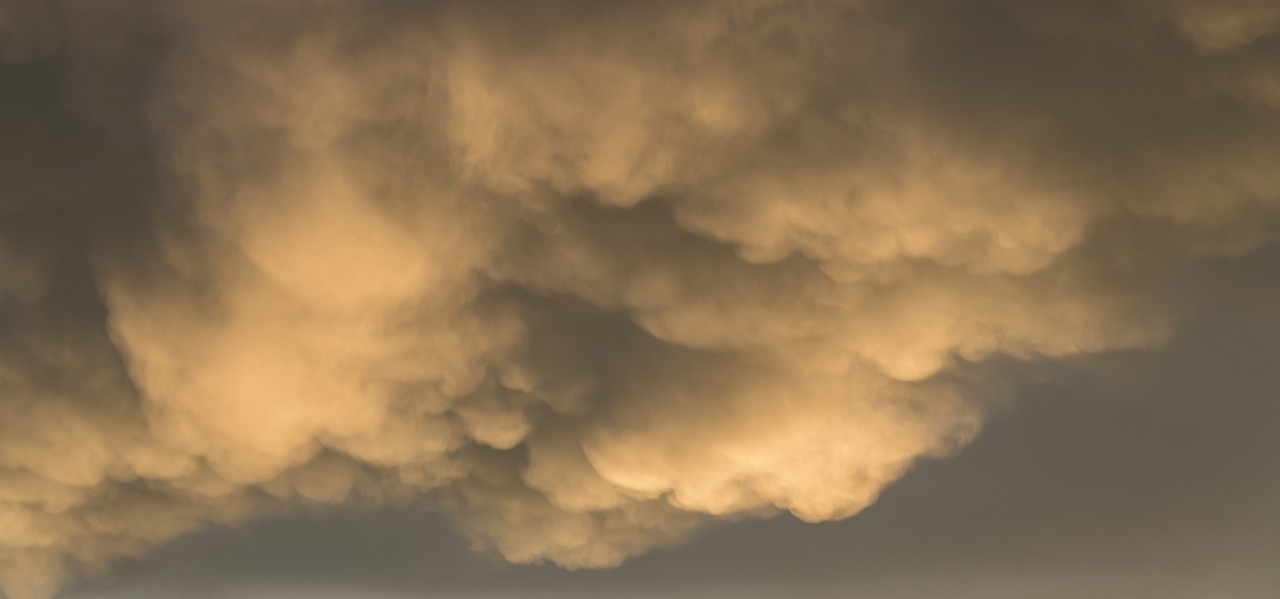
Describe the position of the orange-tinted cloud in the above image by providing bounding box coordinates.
[1,1,1278,597]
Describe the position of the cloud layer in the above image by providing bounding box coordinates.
[2,1,1279,597]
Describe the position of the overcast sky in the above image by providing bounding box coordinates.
[2,1,1278,598]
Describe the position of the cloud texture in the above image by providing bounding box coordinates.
[1,1,1279,597]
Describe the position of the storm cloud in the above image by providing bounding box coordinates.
[1,1,1278,598]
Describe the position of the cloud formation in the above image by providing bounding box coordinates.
[1,1,1278,597]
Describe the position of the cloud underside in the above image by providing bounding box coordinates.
[1,1,1279,598]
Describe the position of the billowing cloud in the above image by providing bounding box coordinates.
[1,1,1278,598]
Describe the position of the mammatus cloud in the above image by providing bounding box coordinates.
[1,0,1278,597]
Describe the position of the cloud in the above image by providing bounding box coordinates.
[1,1,1278,597]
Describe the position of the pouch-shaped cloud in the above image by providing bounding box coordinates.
[1,1,1278,598]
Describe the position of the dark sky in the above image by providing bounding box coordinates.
[2,1,1279,598]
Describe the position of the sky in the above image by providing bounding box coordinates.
[1,1,1278,598]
